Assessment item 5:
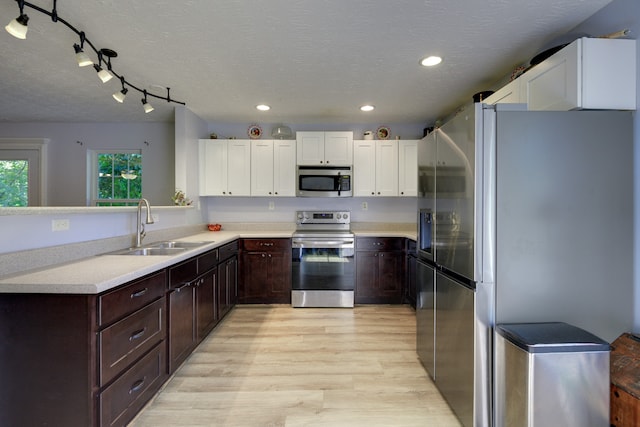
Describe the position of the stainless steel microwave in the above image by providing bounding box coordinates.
[297,166,352,197]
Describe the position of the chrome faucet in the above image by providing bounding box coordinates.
[136,198,154,247]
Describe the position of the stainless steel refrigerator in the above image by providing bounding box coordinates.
[416,103,634,427]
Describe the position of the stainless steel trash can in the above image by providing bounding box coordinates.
[495,322,610,427]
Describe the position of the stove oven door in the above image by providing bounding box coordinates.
[291,238,355,307]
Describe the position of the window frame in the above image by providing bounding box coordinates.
[0,138,48,206]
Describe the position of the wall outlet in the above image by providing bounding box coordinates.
[361,202,368,211]
[268,201,275,211]
[152,214,160,223]
[52,219,70,231]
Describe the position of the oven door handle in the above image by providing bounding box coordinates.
[292,240,354,248]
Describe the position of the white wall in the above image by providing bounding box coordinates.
[567,0,640,333]
[201,196,418,225]
[0,122,175,206]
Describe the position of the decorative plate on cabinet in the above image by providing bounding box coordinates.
[248,124,262,139]
[376,126,390,140]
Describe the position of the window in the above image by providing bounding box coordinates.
[0,160,28,206]
[0,139,47,206]
[91,151,142,206]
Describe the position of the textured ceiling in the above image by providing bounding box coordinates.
[0,0,614,125]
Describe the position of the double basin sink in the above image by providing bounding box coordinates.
[105,240,212,256]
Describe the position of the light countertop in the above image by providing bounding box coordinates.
[0,229,416,295]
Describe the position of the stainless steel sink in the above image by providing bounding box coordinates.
[148,241,211,249]
[107,247,188,256]
[102,240,212,256]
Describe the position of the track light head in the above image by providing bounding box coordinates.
[142,100,154,113]
[94,64,113,83]
[141,90,154,113]
[74,44,92,67]
[113,78,128,103]
[5,13,29,39]
[113,88,128,103]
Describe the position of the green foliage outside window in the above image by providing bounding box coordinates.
[96,153,142,206]
[0,160,28,207]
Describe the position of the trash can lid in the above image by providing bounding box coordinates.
[496,322,610,353]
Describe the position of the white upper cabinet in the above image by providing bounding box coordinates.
[198,139,251,196]
[398,140,418,197]
[296,131,353,166]
[486,37,636,110]
[353,140,398,196]
[251,140,296,197]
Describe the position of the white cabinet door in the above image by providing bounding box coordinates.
[324,131,353,165]
[353,140,376,196]
[398,140,418,197]
[375,140,398,196]
[251,140,274,196]
[522,40,580,111]
[226,140,251,196]
[199,139,227,196]
[251,140,296,196]
[273,140,296,196]
[296,131,353,165]
[296,132,325,165]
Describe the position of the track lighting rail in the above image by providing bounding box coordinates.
[5,0,185,112]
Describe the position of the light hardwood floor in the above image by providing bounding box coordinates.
[130,305,461,427]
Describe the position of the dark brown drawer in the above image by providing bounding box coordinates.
[198,249,219,273]
[357,237,404,251]
[100,342,166,427]
[169,258,198,289]
[241,238,291,252]
[99,271,166,327]
[219,240,239,262]
[99,298,165,385]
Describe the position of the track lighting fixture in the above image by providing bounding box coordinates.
[4,0,185,111]
[5,0,28,39]
[141,90,154,113]
[113,77,128,103]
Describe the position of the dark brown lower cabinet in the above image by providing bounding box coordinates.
[0,270,169,427]
[355,237,405,304]
[238,238,291,304]
[0,240,241,426]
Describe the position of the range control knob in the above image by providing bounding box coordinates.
[343,213,349,220]
[297,213,303,220]
[336,213,342,219]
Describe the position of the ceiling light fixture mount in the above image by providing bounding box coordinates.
[4,0,185,112]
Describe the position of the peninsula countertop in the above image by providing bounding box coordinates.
[0,229,416,295]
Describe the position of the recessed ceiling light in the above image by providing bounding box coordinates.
[420,56,442,67]
[256,104,270,111]
[360,105,375,112]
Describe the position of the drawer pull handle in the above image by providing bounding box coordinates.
[129,328,146,342]
[176,282,191,291]
[130,288,148,298]
[129,377,146,394]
